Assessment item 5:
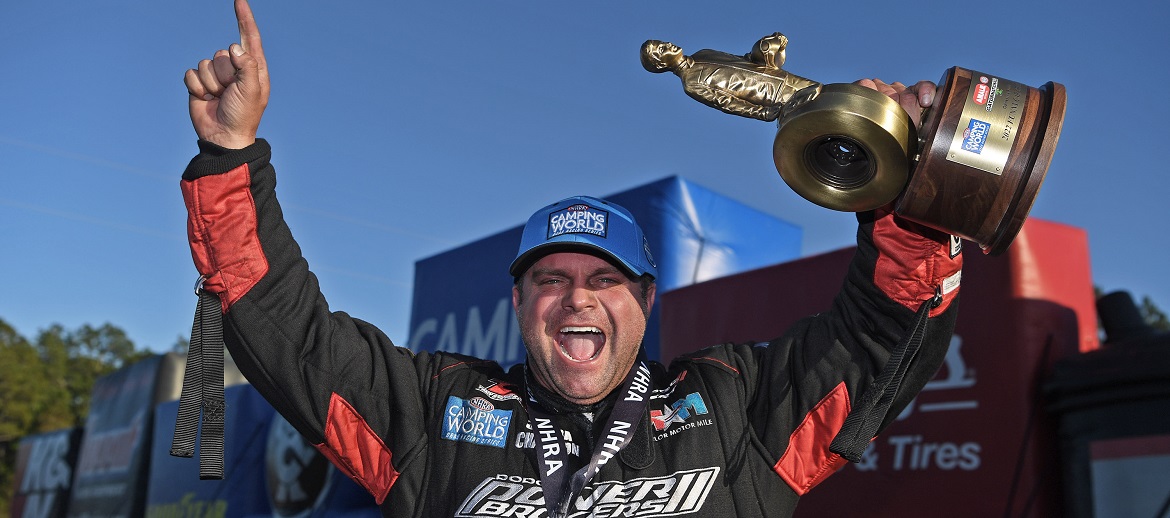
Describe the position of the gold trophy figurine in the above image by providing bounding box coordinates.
[642,33,1066,255]
[640,34,819,122]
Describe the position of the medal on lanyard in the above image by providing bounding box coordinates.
[525,351,652,517]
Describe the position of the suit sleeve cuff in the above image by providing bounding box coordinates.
[182,138,271,181]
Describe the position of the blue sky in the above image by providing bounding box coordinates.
[1,0,1167,352]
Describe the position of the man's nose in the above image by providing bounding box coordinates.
[562,285,596,311]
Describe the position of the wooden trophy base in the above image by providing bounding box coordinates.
[895,67,1067,255]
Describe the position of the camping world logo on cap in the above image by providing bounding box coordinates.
[547,204,608,239]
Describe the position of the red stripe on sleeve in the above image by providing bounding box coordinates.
[315,392,400,505]
[181,164,269,312]
[773,382,851,495]
[872,216,962,317]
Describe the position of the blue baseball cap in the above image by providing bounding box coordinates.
[509,196,657,280]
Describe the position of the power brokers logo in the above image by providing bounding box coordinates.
[455,467,720,517]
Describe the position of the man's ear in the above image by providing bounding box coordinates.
[512,282,522,312]
[644,282,656,316]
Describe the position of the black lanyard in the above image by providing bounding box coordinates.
[524,352,652,518]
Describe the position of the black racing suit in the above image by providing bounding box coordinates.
[180,139,962,517]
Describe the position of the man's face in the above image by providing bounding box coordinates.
[513,251,655,406]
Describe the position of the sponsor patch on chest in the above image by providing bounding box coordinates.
[650,392,711,436]
[442,396,512,449]
[477,379,523,403]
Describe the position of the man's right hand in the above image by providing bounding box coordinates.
[184,0,270,149]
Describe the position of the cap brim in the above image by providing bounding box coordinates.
[509,239,645,279]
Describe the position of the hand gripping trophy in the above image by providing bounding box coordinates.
[641,33,1066,254]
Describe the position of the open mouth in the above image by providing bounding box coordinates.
[557,326,605,362]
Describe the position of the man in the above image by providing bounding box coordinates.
[178,1,961,516]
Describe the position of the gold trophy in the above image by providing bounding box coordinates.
[641,33,1066,254]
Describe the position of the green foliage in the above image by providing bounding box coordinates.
[1094,287,1170,335]
[1140,295,1170,331]
[0,318,151,513]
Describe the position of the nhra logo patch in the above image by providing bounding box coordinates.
[547,204,608,239]
[960,118,991,154]
[442,396,512,449]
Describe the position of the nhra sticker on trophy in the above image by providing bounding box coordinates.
[641,33,1066,254]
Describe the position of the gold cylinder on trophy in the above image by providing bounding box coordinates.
[641,34,1066,255]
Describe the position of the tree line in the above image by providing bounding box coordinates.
[0,318,154,513]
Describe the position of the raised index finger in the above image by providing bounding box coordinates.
[234,0,266,68]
